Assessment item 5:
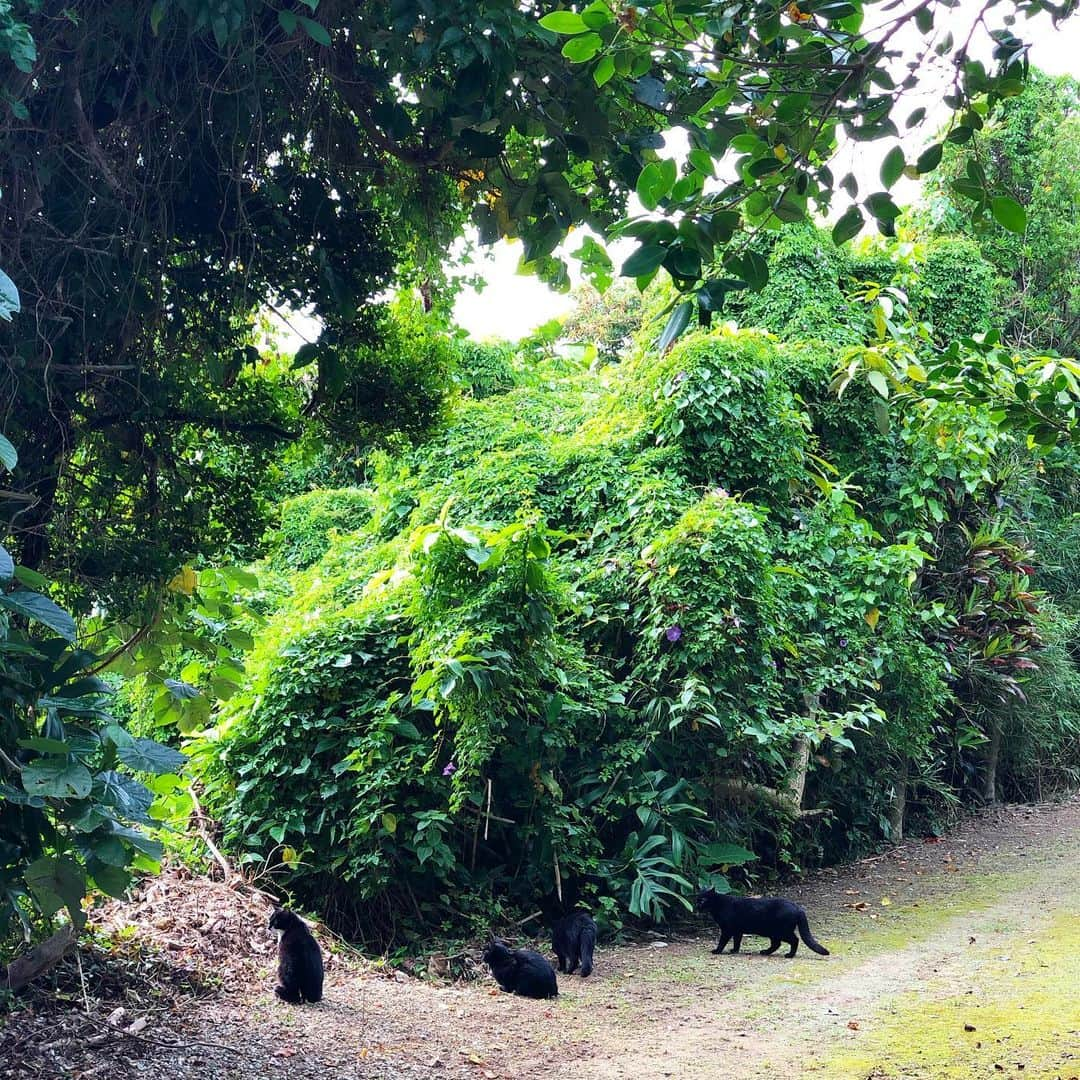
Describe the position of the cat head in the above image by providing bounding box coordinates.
[269,907,300,931]
[482,938,512,964]
[696,886,719,911]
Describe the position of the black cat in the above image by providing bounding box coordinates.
[482,939,559,998]
[269,907,324,1003]
[696,886,830,959]
[552,909,597,977]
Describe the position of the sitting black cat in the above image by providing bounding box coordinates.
[269,907,324,1003]
[696,886,829,959]
[482,939,558,998]
[552,909,597,977]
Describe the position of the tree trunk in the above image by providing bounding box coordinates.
[1,924,76,993]
[982,715,1002,804]
[886,757,908,842]
[783,734,811,806]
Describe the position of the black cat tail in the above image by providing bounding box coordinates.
[578,922,597,977]
[796,911,829,955]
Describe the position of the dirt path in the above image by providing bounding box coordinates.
[4,799,1078,1080]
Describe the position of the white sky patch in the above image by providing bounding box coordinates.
[454,4,1080,341]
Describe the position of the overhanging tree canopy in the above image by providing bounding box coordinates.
[0,0,1074,603]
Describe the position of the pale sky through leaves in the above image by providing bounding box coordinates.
[453,4,1080,341]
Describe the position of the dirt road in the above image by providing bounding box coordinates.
[4,799,1078,1080]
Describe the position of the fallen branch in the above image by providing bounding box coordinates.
[712,778,828,819]
[187,785,235,882]
[104,1022,245,1056]
[1,925,76,993]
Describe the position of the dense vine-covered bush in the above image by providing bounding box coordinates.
[272,489,376,571]
[187,274,1080,948]
[175,202,1080,948]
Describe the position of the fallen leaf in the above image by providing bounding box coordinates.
[853,901,869,911]
[880,897,892,907]
[847,1021,860,1030]
[964,1024,977,1032]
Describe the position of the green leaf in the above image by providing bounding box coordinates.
[593,54,615,87]
[880,146,905,189]
[538,11,588,34]
[22,757,93,799]
[991,196,1027,234]
[24,855,86,926]
[831,205,864,245]
[635,159,676,211]
[0,543,13,581]
[0,589,76,640]
[116,737,188,776]
[621,244,668,278]
[17,736,72,754]
[278,8,297,33]
[725,250,769,291]
[297,15,331,46]
[0,269,20,322]
[13,565,47,589]
[0,432,17,470]
[90,863,132,899]
[581,1,613,28]
[382,812,398,834]
[657,301,693,353]
[687,149,715,178]
[562,32,602,62]
[150,1,167,34]
[96,771,155,823]
[915,143,943,174]
[699,842,756,866]
[865,192,901,223]
[164,678,201,701]
[867,370,890,399]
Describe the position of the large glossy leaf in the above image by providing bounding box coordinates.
[95,770,154,823]
[657,301,694,353]
[22,758,93,799]
[991,196,1027,234]
[0,269,20,322]
[24,855,87,926]
[621,244,668,278]
[0,589,77,640]
[117,736,189,776]
[831,205,864,245]
[698,842,756,866]
[89,861,133,899]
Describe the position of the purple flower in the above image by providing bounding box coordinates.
[665,625,683,643]
[839,638,849,649]
[442,761,457,777]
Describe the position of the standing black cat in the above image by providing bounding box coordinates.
[697,886,829,958]
[482,939,558,998]
[269,907,324,1003]
[552,909,597,977]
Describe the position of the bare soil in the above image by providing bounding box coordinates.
[2,797,1078,1080]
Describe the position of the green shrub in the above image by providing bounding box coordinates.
[454,340,517,399]
[648,327,810,500]
[273,488,375,570]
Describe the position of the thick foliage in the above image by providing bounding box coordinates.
[921,72,1080,356]
[193,295,1077,946]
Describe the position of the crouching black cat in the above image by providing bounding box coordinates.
[269,907,324,1003]
[552,909,597,977]
[482,939,558,998]
[697,886,829,959]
